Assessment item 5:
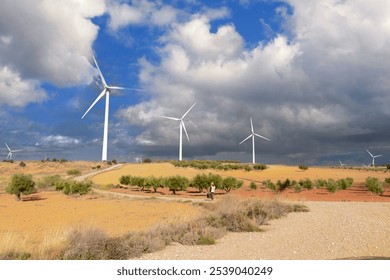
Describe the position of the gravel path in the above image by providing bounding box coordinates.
[137,201,390,260]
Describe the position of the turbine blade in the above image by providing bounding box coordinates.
[82,89,107,119]
[181,102,196,119]
[374,155,383,158]
[182,121,190,142]
[5,142,11,152]
[107,86,126,90]
[254,133,270,141]
[93,56,107,87]
[366,149,374,157]
[12,150,22,152]
[108,86,145,92]
[250,117,254,133]
[239,134,252,145]
[161,116,180,121]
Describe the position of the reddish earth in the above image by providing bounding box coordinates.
[109,184,390,203]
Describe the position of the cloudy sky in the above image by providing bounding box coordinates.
[1,0,390,165]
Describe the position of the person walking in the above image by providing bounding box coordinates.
[209,182,216,200]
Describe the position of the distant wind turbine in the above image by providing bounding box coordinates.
[239,117,270,164]
[5,143,22,160]
[366,149,382,167]
[82,56,142,161]
[161,103,196,161]
[339,160,346,167]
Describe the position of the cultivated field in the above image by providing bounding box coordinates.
[1,161,389,259]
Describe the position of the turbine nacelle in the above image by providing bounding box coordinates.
[160,103,196,161]
[239,117,270,164]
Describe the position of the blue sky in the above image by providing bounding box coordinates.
[1,0,390,165]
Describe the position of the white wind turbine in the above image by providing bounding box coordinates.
[161,103,196,161]
[339,160,346,167]
[5,143,22,160]
[82,56,140,161]
[239,117,270,164]
[366,149,382,167]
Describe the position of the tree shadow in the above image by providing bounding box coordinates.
[21,195,47,202]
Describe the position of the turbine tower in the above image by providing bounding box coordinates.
[239,117,270,164]
[82,56,133,161]
[161,103,196,161]
[366,149,382,167]
[5,143,22,160]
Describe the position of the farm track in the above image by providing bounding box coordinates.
[137,201,390,260]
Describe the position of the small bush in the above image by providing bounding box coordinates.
[37,175,62,190]
[244,165,252,172]
[299,178,313,190]
[276,179,292,191]
[67,169,81,176]
[253,164,267,171]
[6,174,36,201]
[19,161,26,167]
[326,179,338,193]
[55,179,92,195]
[111,159,117,164]
[221,176,243,193]
[164,175,189,194]
[315,179,327,188]
[293,183,302,192]
[298,164,309,171]
[143,158,152,163]
[262,179,276,191]
[250,181,257,190]
[119,175,131,186]
[336,177,353,190]
[365,177,384,195]
[385,177,390,184]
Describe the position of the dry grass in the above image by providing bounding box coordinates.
[0,195,307,260]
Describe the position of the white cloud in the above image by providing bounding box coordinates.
[0,0,105,104]
[107,0,179,31]
[0,66,47,107]
[41,135,81,147]
[117,0,390,162]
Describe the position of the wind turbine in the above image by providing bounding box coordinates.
[161,103,196,161]
[5,143,22,160]
[366,149,382,167]
[82,56,138,161]
[239,117,270,164]
[339,160,346,167]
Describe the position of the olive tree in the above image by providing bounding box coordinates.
[6,174,36,201]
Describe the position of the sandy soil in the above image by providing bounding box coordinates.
[136,201,390,260]
[0,191,200,254]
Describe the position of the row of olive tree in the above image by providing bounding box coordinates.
[170,160,267,172]
[119,173,244,195]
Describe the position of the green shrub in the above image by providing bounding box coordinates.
[37,175,62,190]
[208,173,223,189]
[67,169,81,176]
[262,179,276,191]
[19,161,26,167]
[6,174,36,201]
[299,178,313,190]
[276,179,292,191]
[315,179,327,188]
[385,177,390,184]
[365,177,384,195]
[293,183,302,192]
[244,165,252,172]
[336,177,353,190]
[191,174,210,192]
[55,179,92,195]
[221,176,243,193]
[164,175,189,194]
[130,176,146,190]
[250,181,257,190]
[119,175,131,185]
[326,179,338,193]
[298,164,309,171]
[253,164,267,171]
[143,158,152,163]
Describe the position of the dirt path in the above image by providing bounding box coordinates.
[136,201,390,260]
